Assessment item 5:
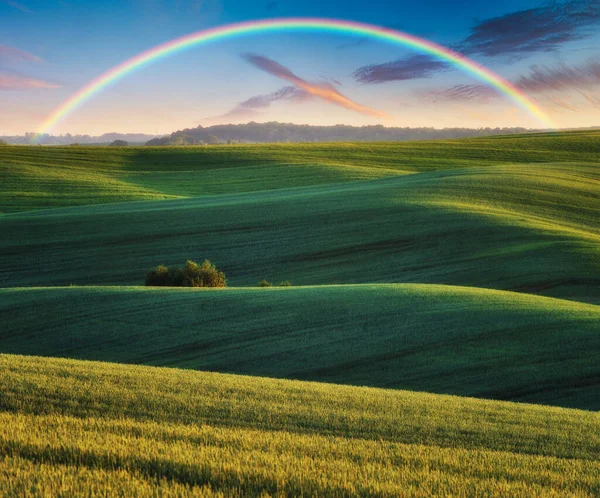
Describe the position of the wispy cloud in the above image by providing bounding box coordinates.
[516,60,600,92]
[418,84,498,104]
[353,1,600,85]
[238,85,308,109]
[319,75,342,87]
[416,59,600,114]
[0,72,61,90]
[208,85,309,122]
[0,45,42,63]
[354,54,449,84]
[459,0,600,57]
[0,0,32,13]
[242,53,389,118]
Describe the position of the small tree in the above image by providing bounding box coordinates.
[258,279,272,287]
[110,139,128,146]
[145,265,170,286]
[279,281,292,287]
[168,266,185,287]
[183,259,226,288]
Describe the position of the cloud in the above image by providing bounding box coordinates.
[0,45,42,63]
[515,60,600,92]
[415,59,600,114]
[0,72,61,90]
[238,85,308,109]
[0,0,32,13]
[353,54,449,84]
[418,84,498,104]
[319,75,342,87]
[208,85,309,123]
[459,0,600,57]
[242,53,389,118]
[353,1,600,85]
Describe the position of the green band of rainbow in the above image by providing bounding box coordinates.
[35,17,554,139]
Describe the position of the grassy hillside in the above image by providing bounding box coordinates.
[1,285,599,409]
[1,354,599,496]
[2,162,598,302]
[1,130,599,213]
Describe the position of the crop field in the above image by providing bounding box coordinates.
[1,354,600,496]
[1,285,599,409]
[1,131,599,214]
[1,131,599,495]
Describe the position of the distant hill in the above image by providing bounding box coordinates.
[1,132,157,145]
[145,122,536,145]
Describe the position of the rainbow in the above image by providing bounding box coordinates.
[35,18,554,139]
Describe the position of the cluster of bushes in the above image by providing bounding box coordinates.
[146,259,294,288]
[146,260,226,287]
[258,280,292,287]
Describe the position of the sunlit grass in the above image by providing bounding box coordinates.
[1,131,598,213]
[1,354,599,496]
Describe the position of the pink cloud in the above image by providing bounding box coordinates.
[0,72,61,90]
[243,53,389,119]
[0,45,42,63]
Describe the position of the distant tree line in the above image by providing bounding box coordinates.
[144,122,534,146]
[0,132,155,145]
[4,124,598,146]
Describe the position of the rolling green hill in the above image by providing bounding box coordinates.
[1,354,599,496]
[1,131,599,213]
[1,285,599,409]
[2,161,598,303]
[1,133,599,494]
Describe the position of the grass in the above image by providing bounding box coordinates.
[1,353,599,496]
[1,284,599,409]
[1,130,599,213]
[1,161,598,303]
[1,132,599,494]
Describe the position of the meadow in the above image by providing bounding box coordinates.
[1,285,599,409]
[1,131,599,495]
[1,353,599,496]
[1,130,599,214]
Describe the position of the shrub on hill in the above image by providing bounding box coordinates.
[183,259,226,287]
[109,139,128,146]
[258,280,272,287]
[145,265,170,286]
[146,260,226,287]
[279,281,292,287]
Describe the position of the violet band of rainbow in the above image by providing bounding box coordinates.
[35,17,554,140]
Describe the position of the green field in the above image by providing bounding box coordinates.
[2,158,599,302]
[1,354,599,496]
[1,285,599,409]
[2,131,599,214]
[1,132,599,495]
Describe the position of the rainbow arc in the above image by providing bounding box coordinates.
[35,18,554,140]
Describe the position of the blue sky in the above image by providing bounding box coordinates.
[1,0,599,134]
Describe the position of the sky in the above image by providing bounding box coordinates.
[1,0,599,135]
